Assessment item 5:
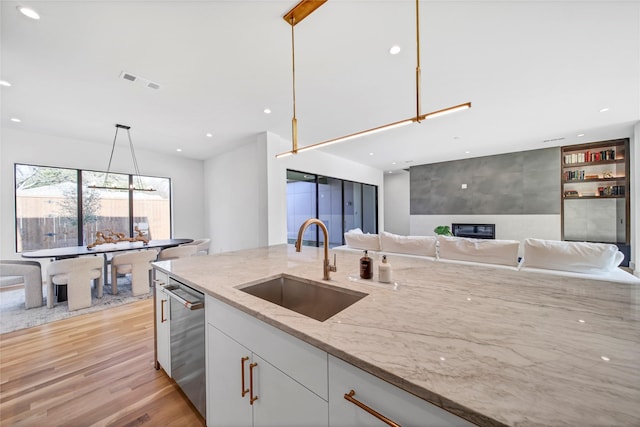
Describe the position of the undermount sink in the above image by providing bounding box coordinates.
[237,275,367,322]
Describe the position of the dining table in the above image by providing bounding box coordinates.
[22,238,193,302]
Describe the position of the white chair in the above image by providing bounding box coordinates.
[47,257,103,311]
[182,238,211,255]
[0,260,44,309]
[111,250,158,296]
[158,245,197,260]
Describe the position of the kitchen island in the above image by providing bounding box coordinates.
[153,244,640,426]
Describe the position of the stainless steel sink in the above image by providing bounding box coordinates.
[237,275,367,322]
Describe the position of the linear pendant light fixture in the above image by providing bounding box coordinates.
[276,0,471,158]
[88,124,155,191]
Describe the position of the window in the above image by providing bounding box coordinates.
[286,170,378,248]
[15,164,171,252]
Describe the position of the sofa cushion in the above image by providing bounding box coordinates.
[437,235,520,267]
[520,238,623,273]
[380,231,437,257]
[344,232,380,251]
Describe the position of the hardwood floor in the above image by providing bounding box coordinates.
[0,299,205,426]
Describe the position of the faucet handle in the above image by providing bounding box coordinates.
[330,253,337,272]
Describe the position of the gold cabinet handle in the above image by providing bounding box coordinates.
[344,389,401,427]
[241,357,249,397]
[249,362,258,404]
[161,299,167,323]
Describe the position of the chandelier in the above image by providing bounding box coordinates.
[88,124,155,191]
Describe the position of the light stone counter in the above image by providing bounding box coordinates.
[154,244,640,427]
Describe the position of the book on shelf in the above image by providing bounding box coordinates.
[564,148,617,164]
[597,185,625,196]
[563,170,585,181]
[564,190,579,197]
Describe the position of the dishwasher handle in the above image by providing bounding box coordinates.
[164,286,204,310]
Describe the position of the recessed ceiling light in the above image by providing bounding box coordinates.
[388,171,393,174]
[17,6,40,20]
[369,152,374,156]
[465,151,471,154]
[206,133,213,138]
[264,108,271,114]
[577,133,585,137]
[389,45,401,55]
[10,118,21,123]
[0,80,11,87]
[599,108,610,113]
[391,162,397,165]
[176,148,182,152]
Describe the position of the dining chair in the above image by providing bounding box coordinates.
[111,250,158,296]
[181,238,211,255]
[47,257,103,311]
[158,245,197,261]
[0,260,44,309]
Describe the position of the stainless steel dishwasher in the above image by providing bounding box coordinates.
[165,277,206,418]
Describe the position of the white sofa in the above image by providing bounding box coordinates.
[335,231,639,284]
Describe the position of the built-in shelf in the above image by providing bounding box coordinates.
[562,159,624,168]
[560,138,630,267]
[562,177,625,184]
[563,195,625,200]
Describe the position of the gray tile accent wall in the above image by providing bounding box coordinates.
[410,148,560,215]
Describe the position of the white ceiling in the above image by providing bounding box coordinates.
[1,0,638,172]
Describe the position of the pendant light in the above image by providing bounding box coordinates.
[88,124,155,191]
[276,0,472,158]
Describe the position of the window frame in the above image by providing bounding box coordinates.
[286,169,378,247]
[14,162,172,252]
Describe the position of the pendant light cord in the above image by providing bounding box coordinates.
[415,0,421,121]
[102,126,120,188]
[101,124,144,190]
[291,17,298,152]
[126,128,145,190]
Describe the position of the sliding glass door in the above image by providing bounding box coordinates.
[286,170,377,248]
[286,171,318,246]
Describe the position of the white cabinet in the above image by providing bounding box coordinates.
[328,355,473,427]
[205,294,472,427]
[208,325,328,427]
[206,295,328,426]
[208,326,252,427]
[153,269,171,376]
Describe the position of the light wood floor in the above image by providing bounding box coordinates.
[0,299,205,426]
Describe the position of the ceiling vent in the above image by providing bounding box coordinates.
[119,71,161,90]
[543,137,565,143]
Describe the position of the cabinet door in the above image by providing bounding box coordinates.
[253,353,328,427]
[155,285,171,376]
[329,355,472,427]
[208,325,253,427]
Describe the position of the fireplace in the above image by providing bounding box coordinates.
[452,223,495,240]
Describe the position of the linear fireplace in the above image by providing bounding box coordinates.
[452,223,495,240]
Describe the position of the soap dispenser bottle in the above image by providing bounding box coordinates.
[378,255,392,283]
[360,250,373,279]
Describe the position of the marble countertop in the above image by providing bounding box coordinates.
[154,244,640,427]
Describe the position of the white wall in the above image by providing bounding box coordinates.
[203,136,268,254]
[0,128,205,260]
[204,131,384,254]
[383,170,410,235]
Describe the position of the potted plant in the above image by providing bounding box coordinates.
[433,225,453,236]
